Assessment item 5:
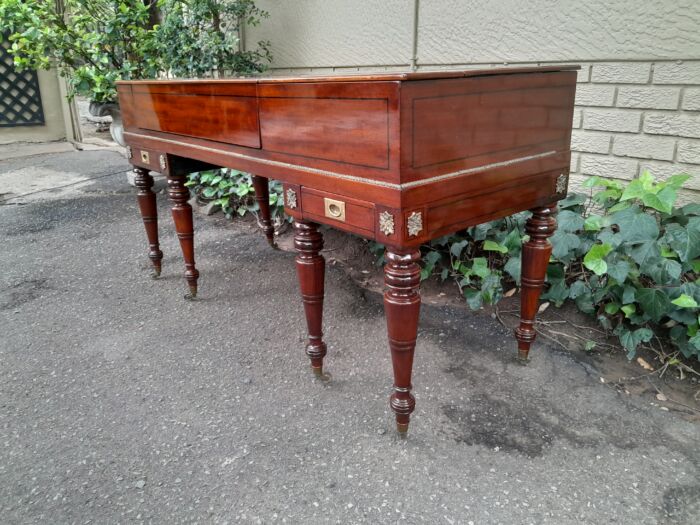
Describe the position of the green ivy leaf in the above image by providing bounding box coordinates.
[641,186,676,214]
[557,210,585,233]
[616,326,653,358]
[471,257,490,279]
[483,240,508,254]
[464,288,482,310]
[450,239,469,257]
[636,288,671,322]
[607,260,631,282]
[621,304,636,318]
[504,255,521,283]
[671,294,699,308]
[583,243,613,275]
[550,231,581,260]
[613,207,659,243]
[605,302,620,315]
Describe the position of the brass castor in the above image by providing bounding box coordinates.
[312,366,332,382]
[151,269,161,279]
[396,422,409,437]
[184,286,197,301]
[516,349,530,365]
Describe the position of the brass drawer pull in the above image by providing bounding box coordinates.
[324,197,346,221]
[140,150,150,164]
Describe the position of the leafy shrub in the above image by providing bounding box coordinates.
[377,172,700,361]
[0,0,271,103]
[0,0,161,103]
[155,0,271,78]
[186,169,286,221]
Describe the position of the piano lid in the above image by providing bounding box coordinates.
[117,65,580,85]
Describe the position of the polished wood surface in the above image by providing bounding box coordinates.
[293,220,327,377]
[515,203,558,360]
[133,167,163,278]
[118,65,578,434]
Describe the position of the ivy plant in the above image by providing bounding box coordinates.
[185,169,286,221]
[374,172,699,361]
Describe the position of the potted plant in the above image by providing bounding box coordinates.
[0,0,161,145]
[1,0,271,145]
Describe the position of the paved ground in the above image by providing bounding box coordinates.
[1,148,699,524]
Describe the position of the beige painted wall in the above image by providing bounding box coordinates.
[0,68,76,145]
[247,0,700,202]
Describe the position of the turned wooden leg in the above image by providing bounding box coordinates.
[293,220,327,377]
[251,175,275,247]
[133,167,163,278]
[515,202,558,361]
[167,174,199,299]
[384,249,421,436]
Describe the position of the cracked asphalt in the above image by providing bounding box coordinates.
[1,149,699,524]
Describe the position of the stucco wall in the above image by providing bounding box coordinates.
[0,68,72,144]
[247,0,700,203]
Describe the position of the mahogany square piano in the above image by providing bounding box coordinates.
[117,65,578,435]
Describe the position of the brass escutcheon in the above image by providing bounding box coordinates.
[324,197,346,221]
[140,150,150,164]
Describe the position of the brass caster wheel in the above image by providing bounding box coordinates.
[312,367,332,382]
[396,422,409,438]
[184,287,197,301]
[516,351,530,365]
[151,269,161,280]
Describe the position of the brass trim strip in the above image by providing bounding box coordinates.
[125,132,559,191]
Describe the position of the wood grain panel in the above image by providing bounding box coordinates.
[259,96,389,169]
[427,171,562,237]
[401,71,577,182]
[131,89,260,148]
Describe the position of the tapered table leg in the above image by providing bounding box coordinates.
[384,248,421,436]
[133,167,163,278]
[515,202,558,361]
[167,174,199,299]
[251,175,275,247]
[293,220,327,377]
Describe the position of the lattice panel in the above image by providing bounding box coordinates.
[0,36,45,127]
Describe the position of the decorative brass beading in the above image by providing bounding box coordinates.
[126,145,132,159]
[556,173,568,194]
[379,211,395,236]
[286,188,298,209]
[407,211,423,237]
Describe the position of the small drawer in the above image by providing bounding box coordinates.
[127,146,168,172]
[301,187,375,235]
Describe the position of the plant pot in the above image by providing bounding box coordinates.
[88,101,125,146]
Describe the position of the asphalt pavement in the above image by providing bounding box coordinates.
[1,149,698,524]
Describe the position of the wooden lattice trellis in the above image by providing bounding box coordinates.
[0,36,45,127]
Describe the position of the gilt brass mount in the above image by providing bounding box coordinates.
[324,197,346,221]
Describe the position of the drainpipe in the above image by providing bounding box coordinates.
[409,0,420,71]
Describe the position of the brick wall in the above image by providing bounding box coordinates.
[247,1,700,203]
[569,60,700,203]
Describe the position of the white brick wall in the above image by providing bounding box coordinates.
[567,59,700,202]
[251,1,700,203]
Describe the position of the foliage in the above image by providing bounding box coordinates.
[375,172,700,361]
[185,169,286,221]
[155,0,271,78]
[0,0,161,103]
[0,0,271,103]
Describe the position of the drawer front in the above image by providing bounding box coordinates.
[128,145,169,173]
[130,84,261,149]
[300,187,375,236]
